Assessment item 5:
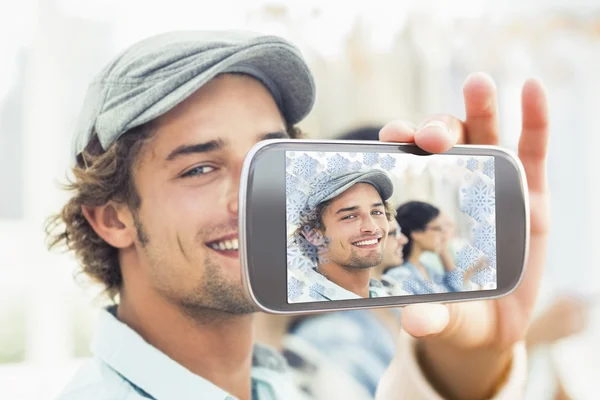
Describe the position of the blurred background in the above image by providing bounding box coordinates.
[1,0,599,398]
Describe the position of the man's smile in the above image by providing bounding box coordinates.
[351,236,382,249]
[207,233,239,258]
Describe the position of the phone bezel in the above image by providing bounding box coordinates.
[239,139,529,314]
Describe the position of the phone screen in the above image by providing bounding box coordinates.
[286,151,497,303]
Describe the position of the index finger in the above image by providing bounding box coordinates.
[518,78,550,194]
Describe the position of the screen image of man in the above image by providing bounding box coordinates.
[297,169,396,299]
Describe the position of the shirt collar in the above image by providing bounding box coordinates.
[311,273,386,300]
[91,306,236,400]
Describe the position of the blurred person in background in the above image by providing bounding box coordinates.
[44,29,552,400]
[384,201,470,295]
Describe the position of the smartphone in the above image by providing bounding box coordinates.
[239,139,529,314]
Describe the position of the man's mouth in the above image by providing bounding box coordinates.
[351,237,381,249]
[207,234,239,258]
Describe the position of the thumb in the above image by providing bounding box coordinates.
[400,304,450,337]
[403,301,497,348]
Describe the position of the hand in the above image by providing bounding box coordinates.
[379,72,550,399]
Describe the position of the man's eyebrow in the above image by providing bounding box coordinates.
[336,205,359,214]
[261,131,289,140]
[336,202,384,214]
[166,139,226,161]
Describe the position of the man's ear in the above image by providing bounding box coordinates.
[81,202,135,249]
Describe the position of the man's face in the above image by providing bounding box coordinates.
[382,219,408,268]
[127,74,287,315]
[319,183,390,270]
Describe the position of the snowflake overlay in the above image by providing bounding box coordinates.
[293,154,319,180]
[483,158,495,179]
[473,221,496,254]
[470,267,497,287]
[363,152,379,166]
[288,277,305,300]
[309,283,326,299]
[466,158,480,172]
[456,244,484,271]
[380,155,396,171]
[327,154,351,175]
[286,173,300,195]
[350,161,363,172]
[461,175,495,223]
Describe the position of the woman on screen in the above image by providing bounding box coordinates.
[383,201,469,295]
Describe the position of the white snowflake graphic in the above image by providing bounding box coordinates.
[327,154,351,175]
[473,221,496,254]
[456,244,484,271]
[457,158,466,167]
[470,267,496,287]
[287,277,305,300]
[380,155,396,171]
[286,156,292,168]
[461,175,495,223]
[483,158,495,179]
[286,173,300,195]
[293,154,319,179]
[309,283,326,299]
[363,153,379,166]
[350,161,363,172]
[287,191,308,225]
[484,246,497,269]
[467,158,480,172]
[308,172,332,197]
[287,243,318,270]
[446,270,466,290]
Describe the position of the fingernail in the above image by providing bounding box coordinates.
[421,120,449,133]
[391,120,417,132]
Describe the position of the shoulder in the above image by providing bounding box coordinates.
[289,311,376,346]
[383,264,413,280]
[56,358,151,400]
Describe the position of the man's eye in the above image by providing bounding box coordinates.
[372,210,384,215]
[182,165,216,178]
[341,215,356,220]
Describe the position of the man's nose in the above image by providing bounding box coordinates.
[360,216,378,233]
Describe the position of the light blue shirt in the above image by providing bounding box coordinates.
[286,310,398,398]
[56,306,305,400]
[383,262,467,295]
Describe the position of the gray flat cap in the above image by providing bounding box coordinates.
[307,170,394,211]
[72,30,316,162]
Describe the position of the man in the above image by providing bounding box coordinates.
[47,30,550,400]
[297,169,396,299]
[375,218,409,279]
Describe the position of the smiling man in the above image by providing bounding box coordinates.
[299,169,396,299]
[47,29,552,400]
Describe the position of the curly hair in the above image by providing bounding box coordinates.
[46,122,303,301]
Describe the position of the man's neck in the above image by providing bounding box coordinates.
[318,261,372,298]
[117,286,255,400]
